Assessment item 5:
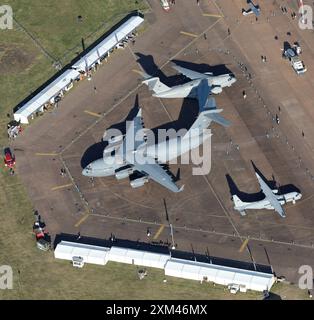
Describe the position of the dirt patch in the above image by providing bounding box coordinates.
[0,44,36,74]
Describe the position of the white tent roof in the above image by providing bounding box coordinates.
[13,15,144,124]
[72,15,144,71]
[14,69,80,124]
[54,241,110,265]
[164,258,275,292]
[109,246,170,269]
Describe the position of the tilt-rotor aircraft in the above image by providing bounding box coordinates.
[82,96,230,192]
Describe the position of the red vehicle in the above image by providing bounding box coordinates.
[4,148,15,168]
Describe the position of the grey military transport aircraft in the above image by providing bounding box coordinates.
[82,96,230,192]
[141,63,236,113]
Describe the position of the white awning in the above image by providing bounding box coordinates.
[13,15,144,124]
[164,258,275,292]
[14,69,80,124]
[72,15,144,71]
[109,246,170,269]
[54,241,110,265]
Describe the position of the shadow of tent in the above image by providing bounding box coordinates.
[264,292,282,300]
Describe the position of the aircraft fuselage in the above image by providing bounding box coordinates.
[234,191,302,212]
[153,74,236,98]
[82,131,211,178]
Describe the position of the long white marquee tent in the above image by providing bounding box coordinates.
[54,241,110,265]
[164,258,275,292]
[54,241,275,292]
[14,15,144,124]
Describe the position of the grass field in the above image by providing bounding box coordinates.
[0,165,308,299]
[0,0,148,143]
[0,1,309,300]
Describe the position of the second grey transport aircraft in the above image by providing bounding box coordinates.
[141,64,236,112]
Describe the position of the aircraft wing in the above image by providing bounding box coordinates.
[255,172,286,217]
[132,153,184,193]
[117,108,146,160]
[172,64,207,80]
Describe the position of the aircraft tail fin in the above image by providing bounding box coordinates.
[142,77,170,95]
[232,194,245,206]
[232,195,247,216]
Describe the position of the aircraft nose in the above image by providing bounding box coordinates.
[82,165,92,176]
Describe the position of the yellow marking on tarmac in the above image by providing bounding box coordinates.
[35,153,58,156]
[51,183,73,191]
[74,214,90,228]
[180,31,199,38]
[239,238,249,253]
[84,110,102,118]
[202,13,224,18]
[153,224,165,240]
[132,69,143,75]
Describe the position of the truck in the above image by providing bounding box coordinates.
[3,147,15,168]
[33,212,51,251]
[282,46,307,75]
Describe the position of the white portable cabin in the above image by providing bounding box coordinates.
[164,258,275,292]
[54,241,110,266]
[108,246,170,269]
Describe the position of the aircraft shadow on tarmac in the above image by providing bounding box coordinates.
[226,162,301,203]
[134,53,234,86]
[80,94,199,172]
[171,59,234,77]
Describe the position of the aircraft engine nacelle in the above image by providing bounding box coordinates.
[115,166,133,180]
[211,86,223,94]
[130,176,148,188]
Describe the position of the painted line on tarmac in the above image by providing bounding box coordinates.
[51,183,72,191]
[35,153,58,156]
[202,13,224,18]
[180,31,199,38]
[84,110,102,118]
[239,238,249,253]
[74,214,90,228]
[153,224,165,240]
[132,69,144,76]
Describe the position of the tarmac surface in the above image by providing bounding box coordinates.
[12,0,314,283]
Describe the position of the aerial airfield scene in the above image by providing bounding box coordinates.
[1,0,314,303]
